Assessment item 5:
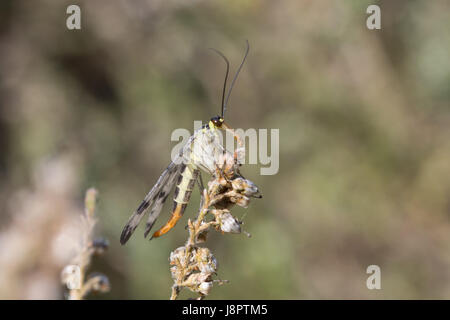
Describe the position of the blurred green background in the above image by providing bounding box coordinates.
[0,0,450,299]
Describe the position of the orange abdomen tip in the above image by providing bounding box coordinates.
[151,203,185,239]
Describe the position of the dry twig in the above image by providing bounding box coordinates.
[61,188,110,300]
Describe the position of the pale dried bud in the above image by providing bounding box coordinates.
[61,265,81,289]
[169,246,188,265]
[87,273,110,293]
[170,265,180,280]
[189,271,210,284]
[183,272,213,295]
[198,281,213,295]
[169,246,189,280]
[230,194,251,208]
[217,211,241,234]
[231,177,261,197]
[195,247,217,274]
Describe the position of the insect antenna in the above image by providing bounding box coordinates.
[223,40,250,118]
[208,48,230,118]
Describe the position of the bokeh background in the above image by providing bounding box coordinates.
[1,0,450,299]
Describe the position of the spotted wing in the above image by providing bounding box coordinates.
[120,161,182,245]
[120,133,199,244]
[143,163,183,238]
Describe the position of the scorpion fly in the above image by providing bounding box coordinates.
[120,41,258,245]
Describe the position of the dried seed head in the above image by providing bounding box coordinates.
[61,265,81,289]
[195,247,217,274]
[170,247,188,280]
[231,177,260,197]
[230,193,251,208]
[198,281,214,295]
[170,265,181,281]
[87,273,110,293]
[217,211,241,234]
[183,272,213,295]
[169,246,188,266]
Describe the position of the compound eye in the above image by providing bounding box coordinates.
[211,116,223,127]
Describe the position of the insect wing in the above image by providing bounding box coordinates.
[191,128,231,174]
[143,163,183,238]
[120,161,181,245]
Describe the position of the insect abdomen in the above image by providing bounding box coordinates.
[151,164,199,238]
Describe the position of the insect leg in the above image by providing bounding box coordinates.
[197,172,205,192]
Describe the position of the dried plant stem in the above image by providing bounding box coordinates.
[168,154,261,300]
[171,190,210,300]
[67,188,97,300]
[187,190,210,247]
[62,188,110,300]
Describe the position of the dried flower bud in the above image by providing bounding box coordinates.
[217,211,241,234]
[170,247,185,279]
[61,265,81,289]
[198,281,213,295]
[230,194,251,208]
[169,246,188,266]
[183,272,213,295]
[87,273,110,293]
[195,247,217,274]
[231,177,261,197]
[170,265,180,281]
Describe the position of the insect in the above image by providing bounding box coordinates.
[120,41,251,245]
